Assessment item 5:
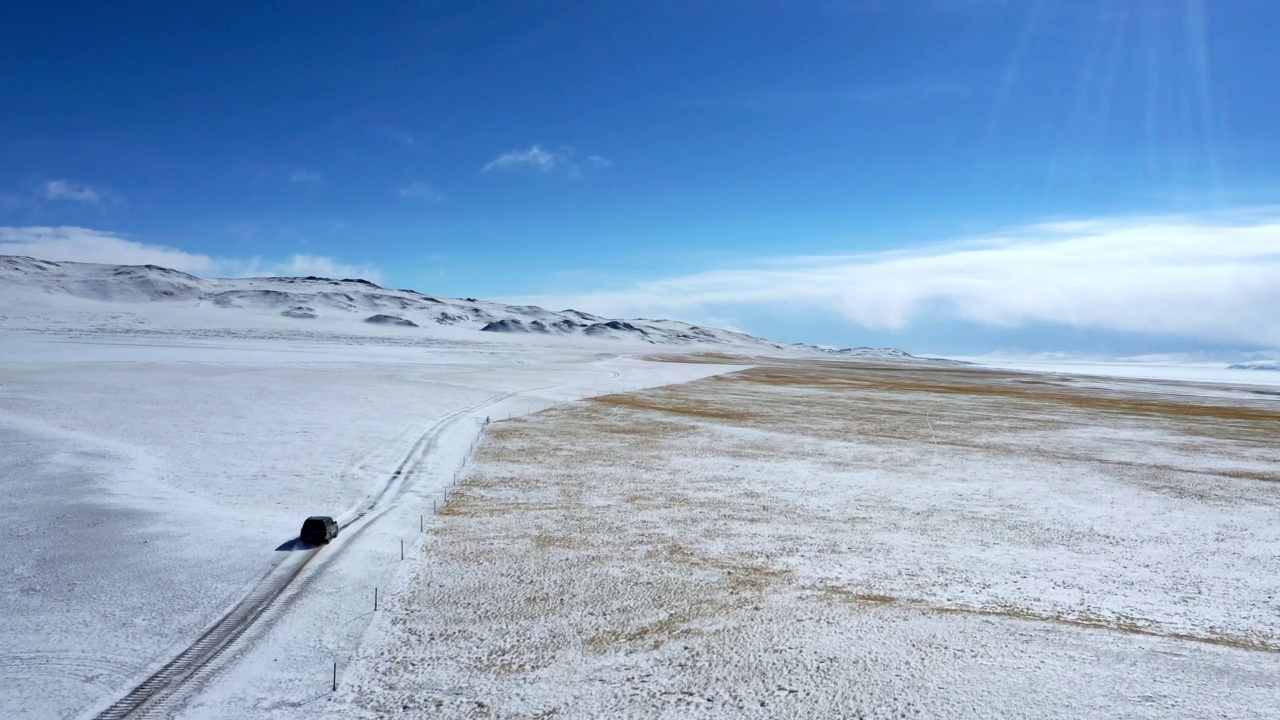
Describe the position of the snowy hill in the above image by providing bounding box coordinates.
[823,346,913,360]
[1,255,210,301]
[0,255,935,361]
[1229,360,1280,371]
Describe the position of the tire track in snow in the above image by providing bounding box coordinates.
[85,384,553,720]
[340,386,529,527]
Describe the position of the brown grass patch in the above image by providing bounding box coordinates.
[638,352,757,365]
[735,364,1280,424]
[580,543,789,654]
[816,585,1280,653]
[532,532,588,550]
[590,393,755,421]
[438,356,1279,679]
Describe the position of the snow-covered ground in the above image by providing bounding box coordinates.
[953,355,1280,387]
[6,256,1278,719]
[0,325,746,719]
[0,255,804,352]
[337,360,1280,719]
[0,256,958,363]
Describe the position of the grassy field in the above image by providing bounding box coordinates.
[339,359,1280,719]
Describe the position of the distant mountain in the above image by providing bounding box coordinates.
[971,347,1280,367]
[823,346,913,360]
[1229,360,1280,371]
[820,346,971,365]
[0,255,940,362]
[1124,349,1280,365]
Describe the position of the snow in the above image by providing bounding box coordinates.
[0,256,953,364]
[0,261,760,719]
[0,256,799,352]
[0,346,742,720]
[953,355,1280,387]
[7,256,1274,718]
[1231,360,1280,371]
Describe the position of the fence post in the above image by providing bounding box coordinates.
[374,587,378,612]
[332,661,337,691]
[400,539,404,560]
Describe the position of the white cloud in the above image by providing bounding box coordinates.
[506,210,1280,347]
[484,145,559,173]
[42,179,115,205]
[482,145,610,178]
[0,226,215,272]
[574,154,611,179]
[693,81,969,112]
[288,168,322,184]
[219,253,382,282]
[397,182,444,202]
[0,226,381,283]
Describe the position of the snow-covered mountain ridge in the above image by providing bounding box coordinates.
[1229,360,1280,371]
[0,255,932,360]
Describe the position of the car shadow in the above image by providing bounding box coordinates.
[275,537,317,552]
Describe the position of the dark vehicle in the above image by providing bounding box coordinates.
[300,515,339,545]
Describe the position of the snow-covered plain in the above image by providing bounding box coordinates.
[953,355,1280,387]
[0,339,746,720]
[0,262,765,720]
[338,361,1280,719]
[5,256,1279,719]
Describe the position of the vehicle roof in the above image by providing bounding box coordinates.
[305,515,334,522]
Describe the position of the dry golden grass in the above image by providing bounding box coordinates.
[577,362,1280,474]
[341,356,1280,720]
[344,358,1280,719]
[742,363,1280,424]
[423,356,1280,685]
[638,352,757,365]
[815,584,1280,654]
[590,392,756,421]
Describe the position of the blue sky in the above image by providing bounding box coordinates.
[2,1,1278,354]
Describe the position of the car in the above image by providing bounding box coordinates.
[300,515,339,545]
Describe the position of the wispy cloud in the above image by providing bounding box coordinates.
[0,190,33,211]
[0,226,214,272]
[380,127,420,147]
[288,168,322,184]
[0,226,381,282]
[482,145,610,179]
[42,179,117,206]
[689,81,969,113]
[225,253,381,281]
[396,181,444,202]
[506,210,1280,347]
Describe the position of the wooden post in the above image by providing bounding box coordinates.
[400,539,404,560]
[374,587,378,611]
[332,661,337,691]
